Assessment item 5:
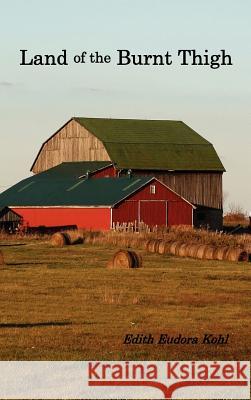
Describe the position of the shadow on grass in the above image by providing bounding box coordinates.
[0,321,72,328]
[0,243,26,247]
[6,262,58,266]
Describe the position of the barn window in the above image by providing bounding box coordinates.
[150,185,156,194]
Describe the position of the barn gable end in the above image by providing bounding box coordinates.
[112,179,194,227]
[31,119,111,173]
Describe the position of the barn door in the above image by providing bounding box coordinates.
[139,201,167,227]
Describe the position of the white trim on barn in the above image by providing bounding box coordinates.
[110,208,113,229]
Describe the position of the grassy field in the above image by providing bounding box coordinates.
[0,237,250,362]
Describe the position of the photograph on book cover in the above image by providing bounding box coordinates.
[0,0,250,399]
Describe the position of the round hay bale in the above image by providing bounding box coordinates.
[204,246,216,260]
[142,239,151,250]
[153,239,162,253]
[138,237,147,248]
[64,230,83,245]
[0,250,5,266]
[50,232,69,247]
[155,240,164,253]
[225,247,248,262]
[111,250,134,269]
[213,246,229,261]
[195,244,208,259]
[129,251,143,268]
[147,239,160,253]
[158,240,171,255]
[177,243,190,257]
[169,241,183,256]
[187,244,200,258]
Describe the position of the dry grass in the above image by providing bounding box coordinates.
[0,237,250,363]
[0,230,50,241]
[84,226,251,252]
[224,208,249,227]
[224,216,249,227]
[2,225,251,249]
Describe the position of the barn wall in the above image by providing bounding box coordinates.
[92,165,116,178]
[168,201,193,225]
[12,208,111,230]
[129,170,223,209]
[32,120,111,173]
[112,180,193,226]
[140,201,167,226]
[112,201,138,224]
[0,208,22,222]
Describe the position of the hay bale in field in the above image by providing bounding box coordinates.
[213,246,229,261]
[169,241,183,256]
[129,251,143,268]
[225,247,248,262]
[64,230,83,245]
[195,244,208,259]
[141,239,151,250]
[147,239,160,253]
[50,230,83,247]
[107,250,142,269]
[177,243,190,257]
[50,232,69,247]
[186,244,200,258]
[204,246,216,260]
[158,240,171,255]
[110,250,133,269]
[0,250,5,266]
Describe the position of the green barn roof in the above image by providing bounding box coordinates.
[74,117,225,171]
[0,175,154,207]
[33,161,112,180]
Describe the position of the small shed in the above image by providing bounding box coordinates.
[0,175,194,230]
[0,207,22,232]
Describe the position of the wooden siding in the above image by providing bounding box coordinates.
[0,208,22,222]
[129,170,223,209]
[32,120,111,173]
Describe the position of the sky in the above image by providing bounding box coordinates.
[0,0,250,213]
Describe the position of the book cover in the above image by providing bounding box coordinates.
[0,0,250,398]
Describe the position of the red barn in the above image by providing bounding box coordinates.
[0,168,194,230]
[30,117,225,229]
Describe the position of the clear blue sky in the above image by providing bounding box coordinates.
[1,0,250,212]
